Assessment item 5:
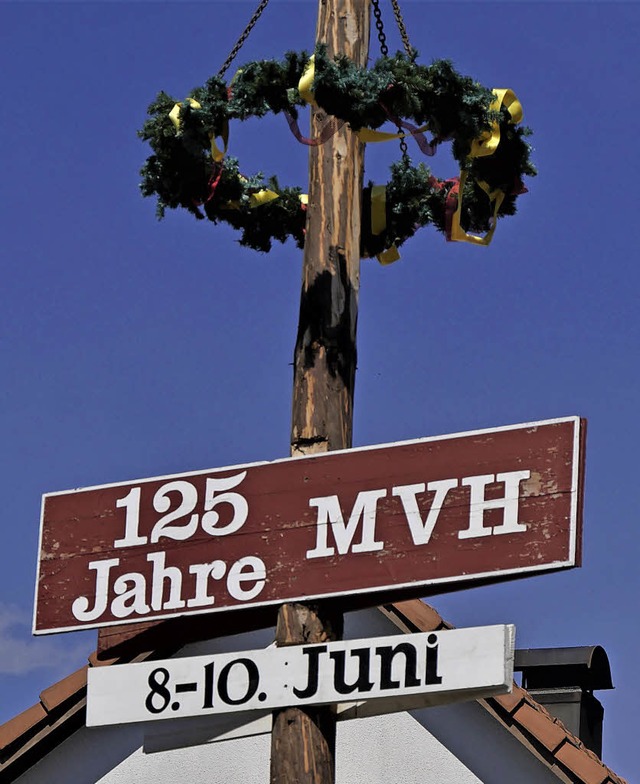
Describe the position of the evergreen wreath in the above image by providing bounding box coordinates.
[139,47,535,254]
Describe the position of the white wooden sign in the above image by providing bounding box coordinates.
[87,624,515,727]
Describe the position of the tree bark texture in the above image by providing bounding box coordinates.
[271,2,370,783]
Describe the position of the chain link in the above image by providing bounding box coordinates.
[390,0,413,57]
[371,0,389,57]
[218,0,271,79]
[371,0,411,159]
[371,0,412,59]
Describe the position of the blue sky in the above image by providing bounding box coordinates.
[1,1,638,778]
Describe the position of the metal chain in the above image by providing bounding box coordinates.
[371,0,412,59]
[371,0,410,159]
[217,0,271,79]
[390,0,413,57]
[371,0,389,57]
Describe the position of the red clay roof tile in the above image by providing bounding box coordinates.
[492,683,526,714]
[39,667,87,712]
[555,742,612,784]
[88,651,118,668]
[513,702,568,753]
[389,599,450,631]
[0,704,47,752]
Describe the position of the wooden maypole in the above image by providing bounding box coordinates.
[270,1,370,782]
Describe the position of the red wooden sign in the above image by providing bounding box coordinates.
[34,417,585,634]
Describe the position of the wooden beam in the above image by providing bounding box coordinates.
[270,1,370,782]
[290,0,370,457]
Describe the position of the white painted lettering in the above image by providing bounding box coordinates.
[71,550,269,625]
[71,558,120,622]
[226,556,266,601]
[113,488,146,548]
[458,470,531,539]
[111,572,150,618]
[201,472,249,536]
[147,551,186,611]
[187,560,227,608]
[306,489,387,559]
[392,479,459,545]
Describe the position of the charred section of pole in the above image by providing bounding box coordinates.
[290,101,364,453]
[295,254,356,385]
[291,248,358,453]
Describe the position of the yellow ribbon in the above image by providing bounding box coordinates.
[249,190,279,208]
[450,88,522,246]
[469,89,523,158]
[370,185,400,265]
[169,98,228,163]
[449,173,505,246]
[298,56,317,107]
[377,246,401,265]
[225,179,279,210]
[356,125,430,144]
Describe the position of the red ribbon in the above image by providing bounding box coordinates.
[429,176,460,241]
[284,111,345,146]
[205,163,224,203]
[379,100,441,157]
[189,163,224,214]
